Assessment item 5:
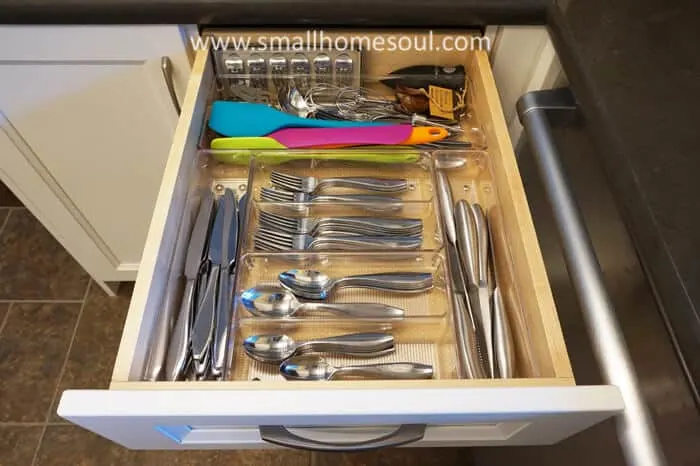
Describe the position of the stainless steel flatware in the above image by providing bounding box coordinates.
[280,356,434,381]
[211,188,239,378]
[164,190,215,381]
[243,333,395,363]
[436,171,485,379]
[279,269,433,300]
[258,210,422,237]
[253,228,422,252]
[455,200,494,378]
[492,286,514,378]
[241,285,405,319]
[260,187,403,214]
[270,170,409,194]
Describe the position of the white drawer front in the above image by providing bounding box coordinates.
[58,386,622,449]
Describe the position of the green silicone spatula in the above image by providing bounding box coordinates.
[209,137,421,165]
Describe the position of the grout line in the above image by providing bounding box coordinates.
[0,208,12,239]
[0,421,48,427]
[31,281,92,466]
[0,302,11,337]
[0,299,85,304]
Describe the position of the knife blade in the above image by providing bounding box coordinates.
[191,194,226,363]
[164,190,215,381]
[211,188,239,378]
[437,171,485,378]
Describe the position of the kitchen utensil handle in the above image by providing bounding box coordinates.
[310,236,422,251]
[452,291,486,379]
[472,203,489,283]
[319,177,408,193]
[492,287,514,378]
[312,195,403,213]
[190,264,219,361]
[163,279,195,381]
[260,424,425,451]
[455,200,478,285]
[334,362,434,380]
[160,56,181,116]
[436,171,457,244]
[302,302,405,319]
[517,88,665,466]
[337,272,433,292]
[303,332,394,354]
[317,217,421,231]
[211,269,233,378]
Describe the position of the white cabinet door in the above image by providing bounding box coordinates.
[0,26,192,284]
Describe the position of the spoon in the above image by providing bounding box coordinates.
[279,269,433,300]
[242,333,395,363]
[435,154,466,170]
[280,356,434,381]
[241,286,405,319]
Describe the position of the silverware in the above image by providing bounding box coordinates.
[241,285,405,319]
[270,171,409,194]
[211,189,239,378]
[455,200,494,378]
[435,154,467,170]
[436,171,485,378]
[164,190,215,381]
[243,333,395,363]
[253,228,422,252]
[190,191,227,373]
[260,187,403,213]
[258,210,422,237]
[493,287,514,378]
[279,269,433,300]
[280,356,434,381]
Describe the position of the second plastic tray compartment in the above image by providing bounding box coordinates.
[229,319,459,382]
[234,251,450,321]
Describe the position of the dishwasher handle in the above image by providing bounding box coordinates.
[259,424,425,451]
[517,88,666,466]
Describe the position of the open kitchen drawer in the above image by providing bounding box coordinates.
[57,30,623,451]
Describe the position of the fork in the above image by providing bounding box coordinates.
[254,228,422,251]
[270,171,409,194]
[258,210,423,237]
[260,187,403,214]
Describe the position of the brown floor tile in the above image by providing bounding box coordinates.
[36,426,311,466]
[51,283,133,422]
[217,448,311,465]
[0,183,22,207]
[0,209,89,299]
[0,302,81,422]
[315,447,472,466]
[0,425,43,466]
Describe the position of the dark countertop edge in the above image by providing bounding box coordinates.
[546,6,700,404]
[0,2,547,26]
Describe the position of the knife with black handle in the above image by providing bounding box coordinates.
[380,65,466,91]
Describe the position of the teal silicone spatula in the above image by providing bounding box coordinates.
[208,101,386,137]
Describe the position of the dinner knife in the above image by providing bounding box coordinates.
[163,190,215,381]
[211,188,239,378]
[436,172,485,378]
[191,194,226,369]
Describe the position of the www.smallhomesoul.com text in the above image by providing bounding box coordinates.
[190,31,490,52]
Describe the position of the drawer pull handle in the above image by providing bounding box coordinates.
[161,56,181,116]
[517,88,665,466]
[259,424,425,451]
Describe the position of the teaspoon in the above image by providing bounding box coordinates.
[280,356,434,381]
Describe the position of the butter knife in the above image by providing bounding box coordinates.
[211,188,238,378]
[164,190,215,381]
